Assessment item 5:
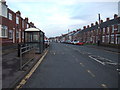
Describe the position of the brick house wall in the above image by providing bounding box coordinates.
[0,1,36,45]
[58,14,120,46]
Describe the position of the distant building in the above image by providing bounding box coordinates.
[58,14,120,47]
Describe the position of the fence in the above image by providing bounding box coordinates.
[18,44,35,70]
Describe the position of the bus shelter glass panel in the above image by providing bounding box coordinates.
[25,32,39,42]
[24,31,43,53]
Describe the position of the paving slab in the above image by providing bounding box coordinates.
[2,46,47,88]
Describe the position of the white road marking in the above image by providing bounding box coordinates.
[65,45,118,66]
[117,69,120,71]
[87,70,95,77]
[101,84,108,88]
[80,63,85,67]
[89,56,105,65]
[105,62,118,65]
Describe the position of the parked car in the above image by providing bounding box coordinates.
[71,40,84,45]
[44,40,50,48]
[72,40,79,45]
[66,40,72,44]
[76,41,85,45]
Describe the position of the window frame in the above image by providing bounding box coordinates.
[1,25,8,38]
[8,13,12,20]
[16,30,19,38]
[16,16,19,24]
[9,30,13,39]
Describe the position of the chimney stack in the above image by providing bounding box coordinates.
[87,25,90,28]
[83,26,86,29]
[25,17,28,23]
[95,21,98,25]
[1,0,7,7]
[100,20,103,23]
[106,18,110,21]
[16,11,21,16]
[114,14,118,19]
[91,23,94,27]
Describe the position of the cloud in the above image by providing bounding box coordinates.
[6,0,120,2]
[6,0,118,37]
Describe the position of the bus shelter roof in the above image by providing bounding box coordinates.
[25,28,41,32]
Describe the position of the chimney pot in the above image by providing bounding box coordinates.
[95,21,98,25]
[83,26,86,29]
[91,23,94,26]
[101,20,103,23]
[114,14,118,19]
[25,17,28,22]
[87,25,90,28]
[16,11,21,16]
[106,18,110,21]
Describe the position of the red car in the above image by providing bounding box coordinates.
[76,41,84,45]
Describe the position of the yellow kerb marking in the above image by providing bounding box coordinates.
[15,50,48,89]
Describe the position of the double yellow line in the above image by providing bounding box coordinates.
[15,50,48,90]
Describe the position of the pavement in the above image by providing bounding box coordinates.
[2,45,48,89]
[84,44,119,53]
[22,42,118,88]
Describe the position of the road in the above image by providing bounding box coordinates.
[22,42,118,88]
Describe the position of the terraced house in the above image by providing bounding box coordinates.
[0,0,36,45]
[58,14,120,47]
[78,15,120,45]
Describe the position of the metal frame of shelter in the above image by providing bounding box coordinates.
[24,28,45,54]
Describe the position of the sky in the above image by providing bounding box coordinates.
[6,0,119,37]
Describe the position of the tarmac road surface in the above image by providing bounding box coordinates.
[22,42,118,88]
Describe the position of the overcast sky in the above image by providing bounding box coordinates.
[6,0,119,37]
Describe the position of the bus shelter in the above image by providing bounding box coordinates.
[24,28,44,53]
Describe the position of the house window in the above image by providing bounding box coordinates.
[8,13,12,20]
[112,25,114,33]
[27,24,29,28]
[107,27,110,34]
[96,29,98,35]
[16,30,19,38]
[1,25,8,37]
[9,30,13,39]
[106,35,109,43]
[102,36,105,42]
[115,36,118,44]
[103,28,105,34]
[16,16,19,24]
[22,31,24,38]
[22,20,24,28]
[111,35,114,44]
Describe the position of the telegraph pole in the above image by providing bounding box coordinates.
[98,13,101,24]
[98,13,101,46]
